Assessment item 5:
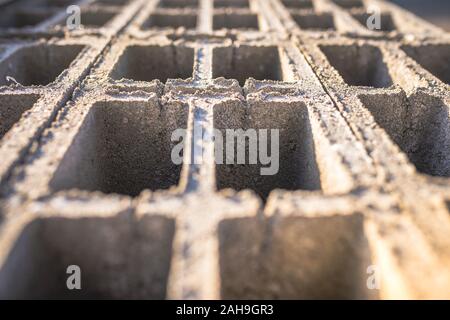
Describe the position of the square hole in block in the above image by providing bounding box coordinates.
[212,46,283,86]
[293,13,335,30]
[0,94,40,140]
[0,215,175,299]
[359,93,450,177]
[214,101,322,202]
[158,0,198,8]
[0,44,85,87]
[214,0,250,8]
[332,0,364,9]
[49,100,188,196]
[320,44,393,88]
[58,10,116,28]
[352,13,396,32]
[142,12,197,29]
[401,44,450,85]
[93,0,130,5]
[405,97,450,177]
[213,13,259,30]
[17,0,75,8]
[110,45,194,83]
[0,10,54,28]
[73,10,116,28]
[281,0,313,9]
[219,214,377,299]
[357,93,408,149]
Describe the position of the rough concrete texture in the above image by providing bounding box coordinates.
[0,0,448,299]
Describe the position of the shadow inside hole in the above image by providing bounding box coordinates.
[213,13,259,30]
[212,45,284,86]
[320,44,393,88]
[332,0,364,9]
[142,13,198,29]
[358,93,450,177]
[219,214,378,299]
[36,0,76,7]
[0,214,175,299]
[214,0,250,8]
[404,95,450,177]
[0,44,85,86]
[281,0,314,9]
[158,0,199,8]
[0,10,54,28]
[59,11,116,28]
[0,94,40,140]
[214,101,322,202]
[49,99,188,196]
[352,13,397,32]
[293,13,336,30]
[401,44,450,85]
[110,45,195,83]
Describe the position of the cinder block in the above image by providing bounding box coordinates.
[0,0,448,300]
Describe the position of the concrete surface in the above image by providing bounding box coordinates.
[0,0,448,299]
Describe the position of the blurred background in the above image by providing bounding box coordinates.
[389,0,450,31]
[0,0,448,31]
